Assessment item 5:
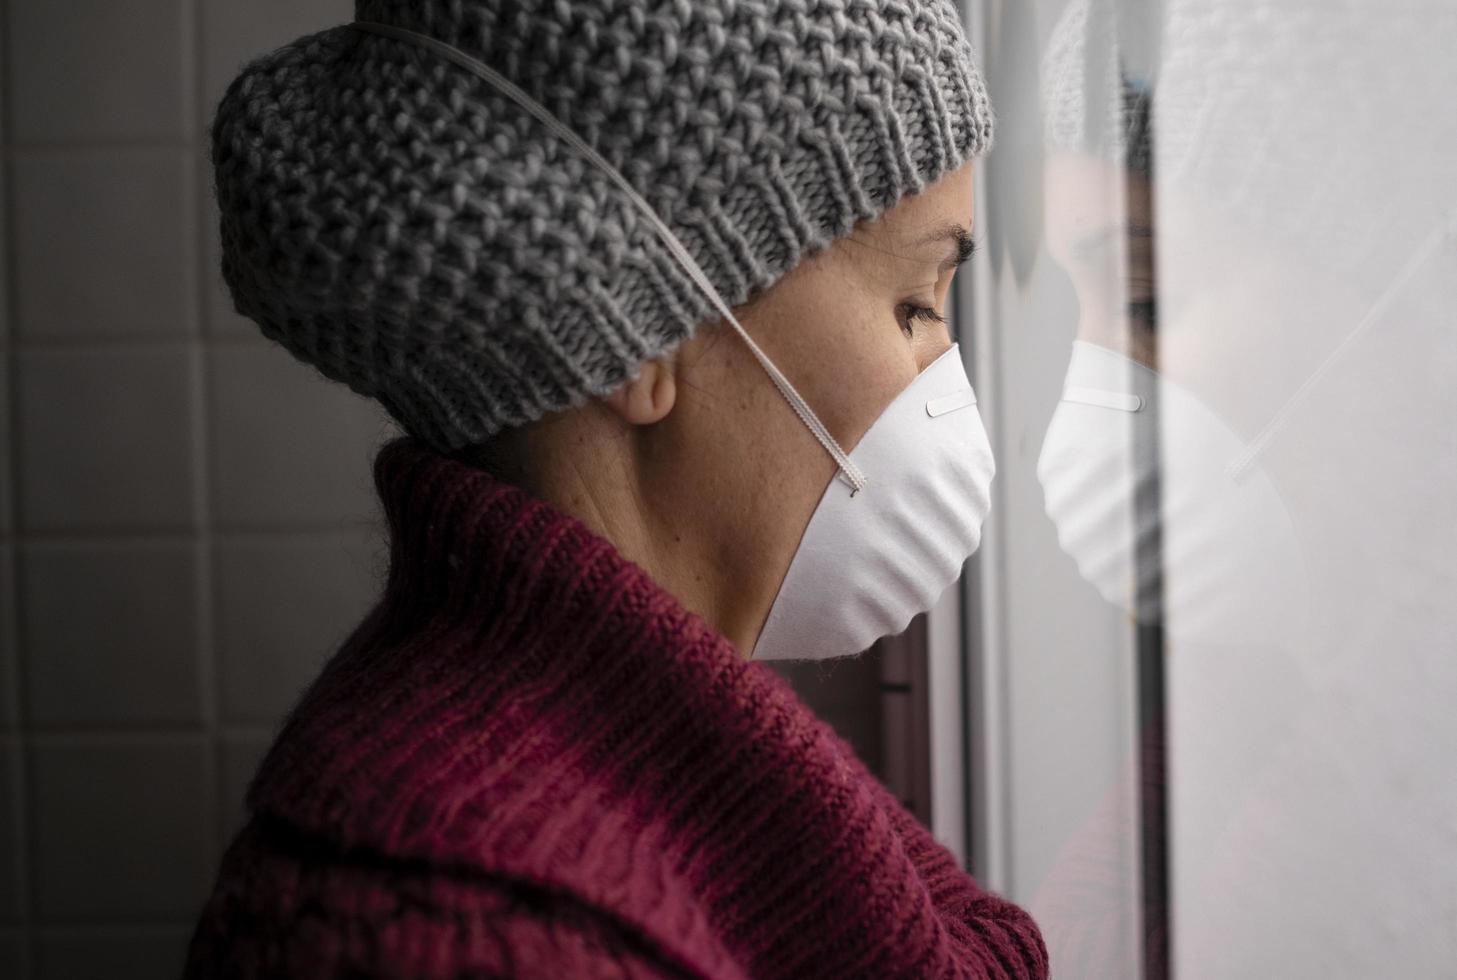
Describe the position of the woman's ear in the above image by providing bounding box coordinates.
[602,359,677,425]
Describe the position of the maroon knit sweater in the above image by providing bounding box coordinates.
[183,434,1048,979]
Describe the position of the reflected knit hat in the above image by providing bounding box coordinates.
[211,0,996,455]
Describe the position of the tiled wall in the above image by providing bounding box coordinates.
[0,2,930,976]
[0,1,397,976]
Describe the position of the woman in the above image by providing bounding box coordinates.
[184,1,1048,977]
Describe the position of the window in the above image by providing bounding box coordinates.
[953,1,1457,977]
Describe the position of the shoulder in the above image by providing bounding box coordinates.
[183,814,691,980]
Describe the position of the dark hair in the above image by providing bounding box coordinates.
[445,424,532,482]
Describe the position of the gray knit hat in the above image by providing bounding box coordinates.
[211,0,996,455]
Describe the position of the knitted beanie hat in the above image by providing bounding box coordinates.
[211,0,996,455]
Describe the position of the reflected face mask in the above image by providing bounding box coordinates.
[751,344,996,661]
[1036,340,1307,649]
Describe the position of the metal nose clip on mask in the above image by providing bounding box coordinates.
[351,20,998,662]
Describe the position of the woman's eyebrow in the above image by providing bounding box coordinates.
[912,222,980,272]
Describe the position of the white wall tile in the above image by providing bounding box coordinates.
[12,149,194,341]
[35,926,191,980]
[30,737,212,920]
[0,742,21,921]
[1,153,10,346]
[219,733,271,842]
[0,6,5,143]
[1,351,11,535]
[21,541,200,727]
[0,547,16,730]
[209,343,395,528]
[0,928,26,980]
[8,0,189,144]
[17,347,196,532]
[214,528,386,724]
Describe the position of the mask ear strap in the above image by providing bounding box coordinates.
[350,20,869,494]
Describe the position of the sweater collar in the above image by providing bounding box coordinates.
[244,435,951,978]
[368,433,662,638]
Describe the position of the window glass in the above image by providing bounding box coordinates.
[964,1,1457,976]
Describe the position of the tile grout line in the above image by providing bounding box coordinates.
[19,522,382,544]
[0,0,39,971]
[187,0,227,910]
[6,139,197,152]
[26,724,279,741]
[4,334,270,350]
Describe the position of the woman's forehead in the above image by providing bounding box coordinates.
[847,163,977,256]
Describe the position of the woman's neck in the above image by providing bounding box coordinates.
[470,411,787,660]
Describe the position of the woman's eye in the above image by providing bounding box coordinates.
[898,302,947,337]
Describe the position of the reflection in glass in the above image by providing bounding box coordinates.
[989,0,1457,977]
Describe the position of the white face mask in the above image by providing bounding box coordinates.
[352,20,998,660]
[1036,340,1307,649]
[751,344,996,661]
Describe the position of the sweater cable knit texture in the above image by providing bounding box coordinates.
[183,435,1047,978]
